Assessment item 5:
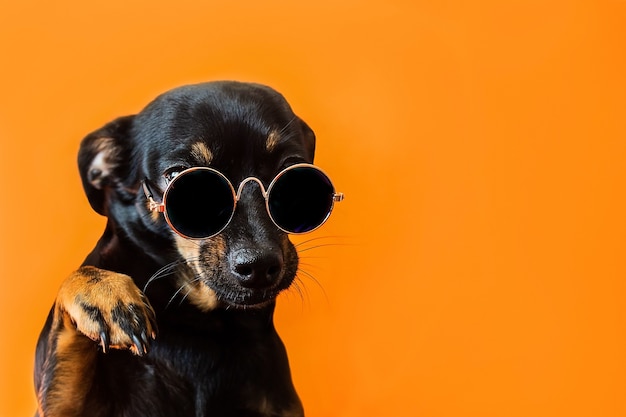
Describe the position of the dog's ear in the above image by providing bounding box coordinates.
[77,115,135,216]
[298,117,316,163]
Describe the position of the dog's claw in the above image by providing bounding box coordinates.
[131,336,140,355]
[131,334,147,356]
[99,330,110,353]
[141,329,156,348]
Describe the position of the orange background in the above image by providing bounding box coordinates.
[1,1,626,416]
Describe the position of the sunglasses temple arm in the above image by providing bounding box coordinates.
[333,192,345,202]
[142,181,166,213]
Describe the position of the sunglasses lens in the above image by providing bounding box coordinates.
[268,166,335,233]
[164,170,235,239]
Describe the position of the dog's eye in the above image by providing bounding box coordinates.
[164,169,184,182]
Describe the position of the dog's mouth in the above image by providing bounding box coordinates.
[174,271,287,311]
[210,285,283,308]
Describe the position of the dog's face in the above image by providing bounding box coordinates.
[77,82,316,310]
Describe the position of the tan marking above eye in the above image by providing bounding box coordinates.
[191,142,213,165]
[266,130,280,152]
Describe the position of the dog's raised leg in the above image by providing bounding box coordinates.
[35,266,157,417]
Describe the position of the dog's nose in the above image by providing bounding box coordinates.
[230,248,283,289]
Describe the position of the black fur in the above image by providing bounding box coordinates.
[34,81,317,416]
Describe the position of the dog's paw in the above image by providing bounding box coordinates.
[56,266,157,355]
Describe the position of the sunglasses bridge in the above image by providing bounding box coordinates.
[236,176,270,201]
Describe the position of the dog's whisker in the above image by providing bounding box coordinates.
[143,261,184,292]
[284,276,314,312]
[294,236,351,255]
[143,271,175,293]
[166,276,203,309]
[293,235,341,247]
[177,286,194,306]
[143,257,205,293]
[150,262,180,278]
[295,267,328,301]
[178,271,208,307]
[152,259,187,276]
[295,268,320,286]
[289,278,307,304]
[296,242,346,253]
[297,256,333,263]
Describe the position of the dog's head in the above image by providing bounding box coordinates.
[78,82,319,310]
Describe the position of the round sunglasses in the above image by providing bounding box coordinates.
[142,163,344,239]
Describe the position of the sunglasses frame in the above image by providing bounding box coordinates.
[142,163,344,239]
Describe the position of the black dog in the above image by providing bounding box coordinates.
[34,81,342,417]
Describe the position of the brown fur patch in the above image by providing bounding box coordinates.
[173,234,202,266]
[39,313,98,417]
[179,268,219,312]
[149,205,161,222]
[191,141,213,165]
[266,130,280,152]
[93,136,115,154]
[173,234,220,311]
[87,137,120,189]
